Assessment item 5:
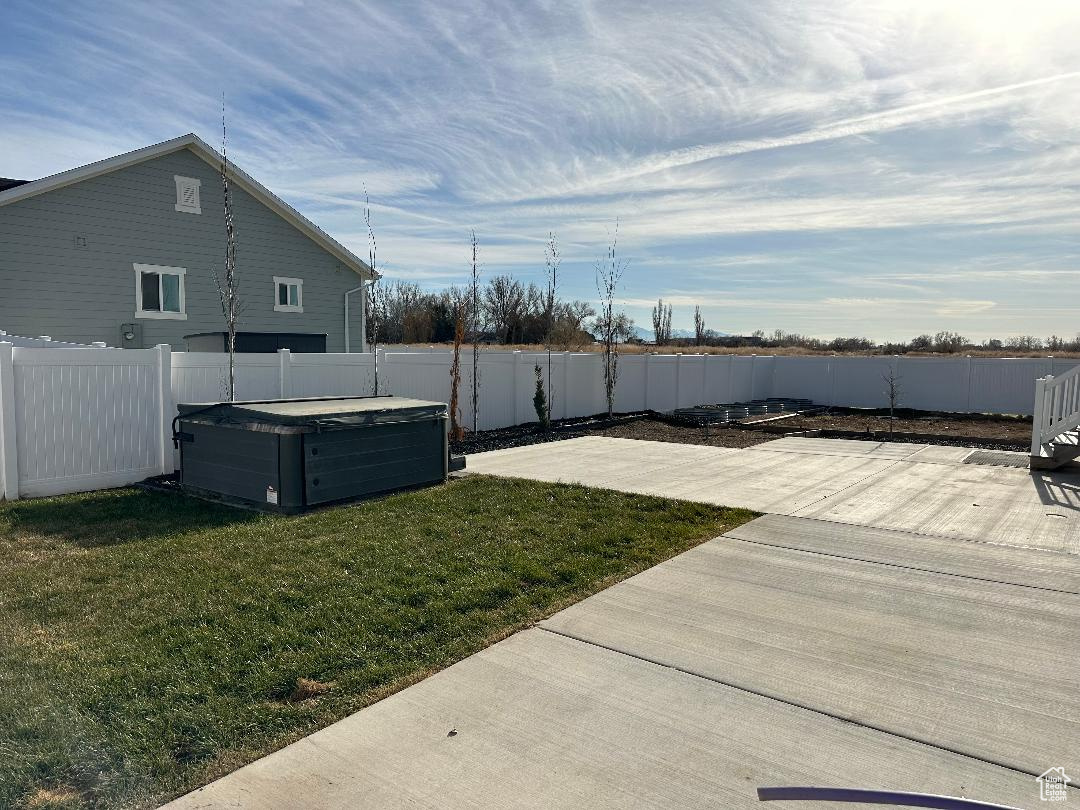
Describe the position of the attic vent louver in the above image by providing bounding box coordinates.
[174,175,201,214]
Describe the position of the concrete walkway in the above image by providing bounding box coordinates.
[165,437,1080,809]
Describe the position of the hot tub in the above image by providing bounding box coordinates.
[175,396,450,512]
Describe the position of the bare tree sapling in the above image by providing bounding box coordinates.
[469,230,481,432]
[694,305,705,347]
[883,366,902,439]
[364,189,383,395]
[596,222,630,418]
[544,231,559,424]
[211,99,241,401]
[449,301,465,440]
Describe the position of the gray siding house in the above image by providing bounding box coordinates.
[0,134,374,351]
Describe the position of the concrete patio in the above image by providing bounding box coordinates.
[165,436,1080,809]
[468,436,1080,553]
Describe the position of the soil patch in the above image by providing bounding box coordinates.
[779,409,1031,444]
[594,419,771,449]
[452,409,1032,454]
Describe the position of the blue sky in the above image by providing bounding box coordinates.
[3,0,1080,341]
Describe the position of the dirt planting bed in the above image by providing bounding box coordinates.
[593,418,773,449]
[777,409,1031,446]
[452,408,1033,455]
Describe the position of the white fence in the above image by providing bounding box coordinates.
[0,344,172,499]
[1,343,1076,500]
[0,330,109,348]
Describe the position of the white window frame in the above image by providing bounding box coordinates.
[174,175,201,214]
[134,263,187,320]
[274,276,304,313]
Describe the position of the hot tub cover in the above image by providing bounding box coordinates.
[177,396,447,432]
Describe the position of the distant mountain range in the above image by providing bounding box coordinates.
[629,326,729,341]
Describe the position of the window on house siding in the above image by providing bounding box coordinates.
[274,277,303,313]
[141,271,160,311]
[174,175,201,214]
[134,264,187,320]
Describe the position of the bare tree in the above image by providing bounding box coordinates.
[483,275,526,343]
[449,301,465,440]
[883,366,902,439]
[651,298,672,345]
[549,300,595,349]
[469,230,481,432]
[372,280,428,344]
[544,232,559,423]
[595,222,629,418]
[364,189,382,395]
[932,330,967,353]
[211,98,240,401]
[693,305,705,347]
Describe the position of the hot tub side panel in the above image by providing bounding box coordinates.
[179,422,305,510]
[303,417,448,504]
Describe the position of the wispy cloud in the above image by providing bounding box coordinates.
[2,0,1080,340]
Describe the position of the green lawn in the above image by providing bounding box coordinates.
[0,476,754,809]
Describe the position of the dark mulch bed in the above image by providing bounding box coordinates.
[453,408,1033,455]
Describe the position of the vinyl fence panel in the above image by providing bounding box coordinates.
[171,353,281,403]
[5,344,170,498]
[832,356,898,409]
[289,352,374,398]
[772,356,834,404]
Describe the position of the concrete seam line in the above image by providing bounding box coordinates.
[740,512,1080,560]
[789,458,905,515]
[535,625,1040,781]
[719,535,1080,597]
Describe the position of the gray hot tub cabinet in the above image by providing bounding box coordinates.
[176,396,450,512]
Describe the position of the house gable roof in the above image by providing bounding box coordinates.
[0,134,376,281]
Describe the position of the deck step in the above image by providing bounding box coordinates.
[1030,429,1080,470]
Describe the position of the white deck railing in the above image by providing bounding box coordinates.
[1031,364,1080,457]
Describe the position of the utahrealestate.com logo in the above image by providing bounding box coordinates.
[1038,767,1072,802]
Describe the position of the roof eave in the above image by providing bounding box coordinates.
[0,133,374,281]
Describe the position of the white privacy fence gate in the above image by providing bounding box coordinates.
[1,343,1077,500]
[0,344,173,499]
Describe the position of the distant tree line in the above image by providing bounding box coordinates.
[367,276,598,349]
[699,329,1080,354]
[366,280,1078,356]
